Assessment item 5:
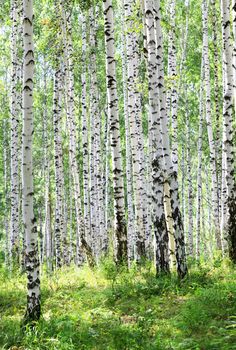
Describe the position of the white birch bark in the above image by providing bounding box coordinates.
[221,0,236,262]
[124,0,146,260]
[212,0,222,226]
[89,6,100,257]
[53,62,64,269]
[144,0,169,273]
[121,1,135,264]
[10,0,20,263]
[61,3,95,266]
[154,0,187,277]
[168,0,178,174]
[232,0,236,111]
[22,0,40,322]
[42,68,53,273]
[202,0,221,249]
[81,12,91,248]
[187,108,194,257]
[3,119,10,269]
[103,0,128,263]
[196,59,204,260]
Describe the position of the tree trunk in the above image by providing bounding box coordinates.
[22,0,40,323]
[10,0,20,265]
[154,0,187,278]
[144,0,169,274]
[221,0,236,262]
[202,0,221,250]
[124,0,146,260]
[196,58,204,260]
[103,0,128,264]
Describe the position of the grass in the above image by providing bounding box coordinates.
[0,259,236,350]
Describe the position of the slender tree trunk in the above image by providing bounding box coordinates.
[154,0,187,278]
[196,59,204,260]
[221,0,236,262]
[212,0,222,191]
[232,0,236,111]
[81,12,91,249]
[89,6,100,258]
[53,61,64,269]
[124,0,146,260]
[144,0,169,274]
[121,0,135,265]
[10,0,20,264]
[202,0,221,249]
[103,0,127,264]
[3,119,10,269]
[62,3,95,267]
[23,0,40,322]
[187,106,194,257]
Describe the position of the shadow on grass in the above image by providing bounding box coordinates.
[1,265,236,350]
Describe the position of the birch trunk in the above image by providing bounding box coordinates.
[196,59,204,260]
[121,0,135,265]
[10,0,20,264]
[62,3,95,267]
[81,12,91,248]
[53,61,63,269]
[212,0,222,238]
[89,6,100,257]
[221,0,236,262]
[187,107,194,257]
[232,0,236,110]
[22,0,40,322]
[3,119,10,268]
[124,0,146,260]
[154,0,187,277]
[202,0,221,250]
[103,0,127,263]
[144,0,169,273]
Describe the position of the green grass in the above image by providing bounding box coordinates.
[0,259,236,350]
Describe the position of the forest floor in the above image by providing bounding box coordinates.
[0,258,236,350]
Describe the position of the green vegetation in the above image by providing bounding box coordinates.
[0,259,236,350]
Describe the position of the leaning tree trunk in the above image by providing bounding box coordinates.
[154,0,187,278]
[22,0,40,323]
[221,0,236,262]
[103,0,127,264]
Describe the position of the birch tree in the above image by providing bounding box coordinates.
[221,0,236,262]
[124,0,147,260]
[103,0,127,263]
[22,0,40,322]
[154,0,187,277]
[10,0,20,264]
[202,0,221,249]
[144,0,169,273]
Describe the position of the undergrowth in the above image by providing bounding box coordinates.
[0,258,235,349]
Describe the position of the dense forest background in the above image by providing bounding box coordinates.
[0,0,236,349]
